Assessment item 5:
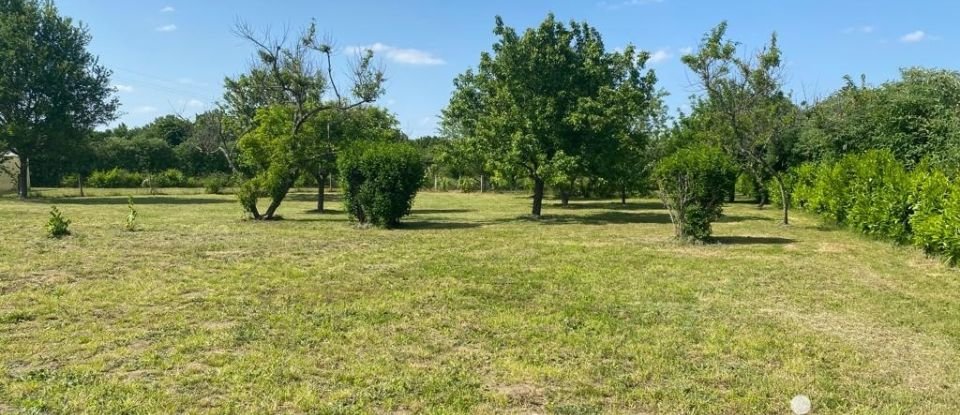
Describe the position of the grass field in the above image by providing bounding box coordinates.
[1,189,959,414]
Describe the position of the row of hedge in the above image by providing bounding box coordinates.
[64,168,234,194]
[775,150,960,264]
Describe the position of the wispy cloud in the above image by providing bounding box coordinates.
[155,24,177,32]
[346,43,445,65]
[649,48,673,64]
[160,6,175,13]
[679,46,693,55]
[843,25,875,35]
[900,30,927,43]
[113,84,135,93]
[599,0,663,10]
[132,106,158,114]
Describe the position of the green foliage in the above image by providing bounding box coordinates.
[45,206,71,238]
[147,169,189,188]
[787,150,960,264]
[845,151,912,242]
[125,197,138,232]
[338,141,425,228]
[797,69,960,171]
[442,13,660,216]
[0,0,119,197]
[203,173,233,194]
[88,168,144,188]
[654,145,736,241]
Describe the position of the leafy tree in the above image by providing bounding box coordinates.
[0,0,118,198]
[798,69,960,173]
[301,105,403,212]
[682,22,800,224]
[443,14,658,217]
[227,20,385,220]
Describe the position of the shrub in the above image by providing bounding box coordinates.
[150,169,189,188]
[125,197,138,232]
[203,173,233,194]
[60,174,79,188]
[845,150,912,242]
[654,145,736,241]
[46,206,71,238]
[909,167,957,262]
[87,168,144,188]
[338,141,425,228]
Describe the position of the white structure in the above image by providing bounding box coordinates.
[0,152,20,194]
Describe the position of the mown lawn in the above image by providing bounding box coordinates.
[1,189,958,414]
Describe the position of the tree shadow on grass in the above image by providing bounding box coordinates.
[411,209,475,214]
[396,221,484,230]
[712,236,796,245]
[716,214,771,223]
[285,193,343,203]
[304,209,343,214]
[26,196,231,205]
[508,211,674,225]
[552,201,665,211]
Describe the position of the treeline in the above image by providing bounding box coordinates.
[5,1,960,240]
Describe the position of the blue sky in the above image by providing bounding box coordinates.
[57,0,958,137]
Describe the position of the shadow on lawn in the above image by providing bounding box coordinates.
[713,236,795,245]
[286,193,343,203]
[552,201,665,211]
[26,196,230,205]
[411,208,475,214]
[521,211,674,225]
[397,221,484,230]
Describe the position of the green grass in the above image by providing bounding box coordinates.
[1,189,959,414]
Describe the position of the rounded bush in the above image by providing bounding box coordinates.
[654,145,736,241]
[338,141,425,228]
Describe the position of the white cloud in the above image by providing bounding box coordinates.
[599,0,663,10]
[843,25,874,34]
[160,6,175,13]
[649,48,673,64]
[347,43,445,65]
[113,84,134,93]
[185,99,204,108]
[900,30,927,43]
[155,24,177,32]
[679,46,693,55]
[132,106,158,114]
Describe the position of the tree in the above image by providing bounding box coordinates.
[227,20,385,220]
[301,105,403,212]
[0,0,118,198]
[443,14,658,217]
[682,22,800,224]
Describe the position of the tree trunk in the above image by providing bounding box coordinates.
[16,158,29,199]
[479,174,485,193]
[531,178,545,218]
[560,190,570,207]
[316,173,325,213]
[620,186,627,205]
[774,175,790,225]
[261,175,296,220]
[78,173,85,197]
[434,174,438,192]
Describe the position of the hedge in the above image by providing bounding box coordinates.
[781,150,960,264]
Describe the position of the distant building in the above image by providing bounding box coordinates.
[0,153,20,194]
